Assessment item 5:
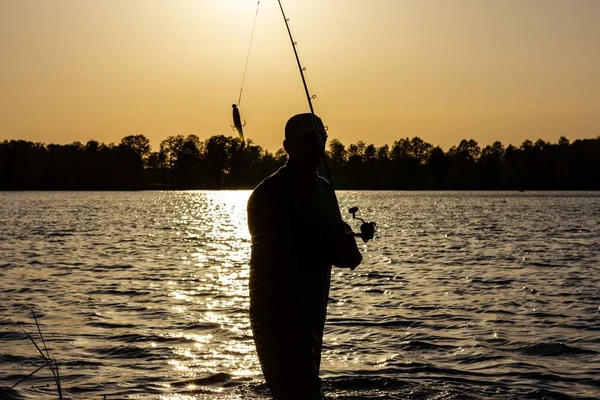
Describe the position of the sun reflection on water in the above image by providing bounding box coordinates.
[161,191,258,385]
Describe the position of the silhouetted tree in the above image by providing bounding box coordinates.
[1,134,599,190]
[480,141,504,189]
[121,135,151,164]
[447,139,481,189]
[427,146,448,189]
[172,135,203,188]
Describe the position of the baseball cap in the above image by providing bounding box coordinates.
[284,113,327,141]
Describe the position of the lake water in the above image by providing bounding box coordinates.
[1,191,599,400]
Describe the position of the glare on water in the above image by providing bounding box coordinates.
[1,191,599,399]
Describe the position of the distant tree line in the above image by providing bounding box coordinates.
[1,134,599,190]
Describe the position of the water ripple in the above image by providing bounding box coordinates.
[1,191,599,399]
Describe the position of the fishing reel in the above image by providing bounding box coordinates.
[347,206,378,243]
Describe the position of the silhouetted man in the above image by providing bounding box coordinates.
[247,113,362,399]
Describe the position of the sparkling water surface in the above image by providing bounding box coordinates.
[1,191,599,399]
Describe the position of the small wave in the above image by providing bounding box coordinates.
[470,278,514,286]
[560,227,591,233]
[94,345,158,360]
[46,231,74,237]
[58,261,85,267]
[87,321,138,329]
[177,321,221,331]
[316,375,580,400]
[58,359,104,368]
[363,288,385,294]
[0,354,42,364]
[396,340,457,352]
[365,271,394,280]
[0,331,31,342]
[0,287,33,295]
[107,332,184,344]
[87,289,150,296]
[90,264,134,271]
[327,317,420,328]
[516,341,597,356]
[171,373,232,388]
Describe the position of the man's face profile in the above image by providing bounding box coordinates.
[283,113,327,169]
[285,130,327,169]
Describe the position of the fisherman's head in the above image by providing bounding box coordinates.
[283,113,327,170]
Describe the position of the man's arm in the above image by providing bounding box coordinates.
[248,179,295,270]
[318,178,363,269]
[331,218,362,269]
[247,183,281,253]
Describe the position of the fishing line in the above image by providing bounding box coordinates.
[232,1,260,144]
[237,0,261,107]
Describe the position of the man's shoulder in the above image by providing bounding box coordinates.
[248,168,286,203]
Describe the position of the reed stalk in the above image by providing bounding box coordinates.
[2,308,63,399]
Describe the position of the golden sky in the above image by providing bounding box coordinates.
[1,0,599,152]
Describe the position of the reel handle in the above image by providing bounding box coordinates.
[347,206,377,243]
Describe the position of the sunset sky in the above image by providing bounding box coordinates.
[1,0,599,152]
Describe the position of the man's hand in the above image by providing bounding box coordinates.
[331,221,363,270]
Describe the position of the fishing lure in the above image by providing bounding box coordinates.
[232,104,245,144]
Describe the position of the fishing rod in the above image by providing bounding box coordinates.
[232,0,377,242]
[275,0,377,243]
[276,0,327,167]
